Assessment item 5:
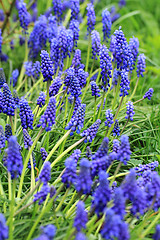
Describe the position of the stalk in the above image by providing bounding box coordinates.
[9,179,16,240]
[85,35,91,72]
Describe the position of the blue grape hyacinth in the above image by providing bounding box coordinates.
[49,77,62,97]
[90,81,100,97]
[120,70,130,97]
[86,3,96,34]
[23,129,33,149]
[6,136,23,179]
[125,101,135,121]
[40,147,48,161]
[61,157,77,187]
[35,224,56,240]
[19,98,34,129]
[69,19,80,47]
[105,109,114,128]
[0,125,5,151]
[37,92,46,108]
[34,184,51,205]
[0,213,9,240]
[0,90,3,112]
[153,225,160,240]
[136,53,146,77]
[143,88,154,100]
[117,135,131,165]
[91,30,101,60]
[92,137,109,160]
[5,124,12,141]
[102,9,112,41]
[37,96,56,131]
[52,0,63,21]
[38,161,51,185]
[75,158,92,194]
[40,50,54,82]
[74,201,88,231]
[113,119,120,136]
[2,83,16,116]
[81,119,101,143]
[17,0,30,32]
[10,69,19,87]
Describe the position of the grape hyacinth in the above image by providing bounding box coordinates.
[113,119,120,136]
[35,224,56,240]
[112,187,126,219]
[70,0,80,20]
[23,129,33,149]
[86,3,96,34]
[2,83,16,116]
[38,161,51,185]
[92,171,111,215]
[92,137,109,160]
[117,135,131,165]
[74,201,88,231]
[47,14,57,42]
[91,30,101,60]
[24,61,33,77]
[52,0,63,21]
[135,161,159,176]
[125,101,135,121]
[99,45,112,91]
[153,225,160,240]
[37,96,56,131]
[0,90,3,112]
[120,70,130,97]
[0,68,6,88]
[40,50,54,82]
[129,37,139,67]
[5,124,12,141]
[65,104,86,135]
[17,0,30,32]
[75,232,87,240]
[33,61,41,79]
[91,156,109,178]
[72,49,81,68]
[0,125,5,151]
[76,68,88,88]
[81,119,101,143]
[113,139,120,153]
[90,81,100,97]
[37,92,46,108]
[6,136,23,179]
[69,19,80,47]
[143,88,154,100]
[40,147,48,161]
[136,53,146,77]
[49,77,62,97]
[13,90,20,108]
[10,69,19,87]
[19,98,34,129]
[34,184,50,205]
[0,213,9,240]
[102,9,112,41]
[105,109,114,128]
[75,158,92,194]
[61,157,77,187]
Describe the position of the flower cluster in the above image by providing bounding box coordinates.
[17,0,30,32]
[81,119,101,143]
[102,9,112,41]
[90,81,100,97]
[86,3,96,34]
[19,98,34,129]
[2,83,16,116]
[40,50,54,82]
[37,92,46,108]
[125,101,135,121]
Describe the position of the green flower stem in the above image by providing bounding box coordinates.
[119,98,144,112]
[111,77,120,110]
[14,109,17,134]
[14,182,41,212]
[93,96,97,123]
[95,214,105,235]
[97,91,105,120]
[110,162,122,186]
[43,130,71,165]
[51,137,86,168]
[140,211,160,239]
[86,214,97,228]
[63,9,71,27]
[26,76,43,97]
[29,148,35,191]
[56,88,68,117]
[8,172,12,201]
[0,180,7,213]
[85,35,91,73]
[14,200,34,217]
[47,80,50,105]
[17,37,28,86]
[55,187,70,212]
[46,132,50,152]
[17,128,44,199]
[107,95,124,137]
[108,171,129,180]
[53,168,66,185]
[66,199,79,218]
[63,190,77,214]
[9,116,14,135]
[33,106,39,125]
[25,76,28,92]
[26,184,64,240]
[9,179,16,240]
[129,77,139,101]
[107,162,114,173]
[120,118,129,135]
[96,68,101,84]
[63,97,68,129]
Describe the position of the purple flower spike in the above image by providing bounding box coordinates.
[38,161,51,185]
[0,213,9,240]
[19,98,34,129]
[125,101,135,121]
[105,109,114,128]
[61,157,77,187]
[90,81,100,97]
[86,3,96,34]
[37,92,46,108]
[143,88,153,100]
[91,30,101,60]
[40,50,54,82]
[2,83,16,116]
[74,201,88,231]
[117,135,131,165]
[81,119,101,143]
[136,53,146,77]
[0,125,5,150]
[102,9,112,41]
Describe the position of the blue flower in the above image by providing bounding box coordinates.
[37,92,46,108]
[24,61,33,77]
[13,90,20,108]
[117,135,131,165]
[113,119,120,136]
[112,139,120,153]
[121,169,137,200]
[0,68,6,88]
[38,161,51,185]
[69,20,80,47]
[77,68,89,88]
[2,83,16,116]
[99,45,112,91]
[143,88,153,100]
[75,158,92,194]
[91,30,101,59]
[0,90,3,112]
[74,201,88,231]
[125,101,135,121]
[92,137,109,160]
[17,0,30,32]
[10,69,19,87]
[75,232,87,240]
[0,213,8,240]
[52,0,63,21]
[135,161,158,176]
[129,37,139,68]
[91,156,110,178]
[102,9,112,41]
[37,97,56,131]
[136,53,146,77]
[23,129,33,149]
[105,109,114,128]
[40,50,54,82]
[153,225,160,240]
[70,0,80,20]
[72,49,81,67]
[49,77,62,97]
[81,119,101,143]
[19,98,34,129]
[0,125,5,150]
[92,171,111,215]
[119,0,126,8]
[5,124,12,141]
[40,147,48,161]
[34,184,51,205]
[33,61,41,79]
[90,81,100,97]
[61,157,77,187]
[70,149,81,163]
[65,104,86,135]
[86,3,96,34]
[6,136,23,179]
[112,187,126,219]
[120,70,130,97]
